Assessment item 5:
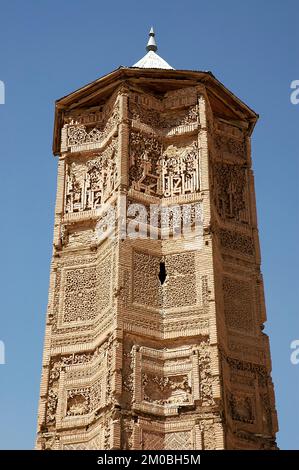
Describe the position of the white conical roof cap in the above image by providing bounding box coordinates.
[133,27,174,70]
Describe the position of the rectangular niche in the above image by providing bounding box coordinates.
[132,345,200,416]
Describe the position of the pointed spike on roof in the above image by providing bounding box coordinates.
[146,26,157,52]
[132,27,174,70]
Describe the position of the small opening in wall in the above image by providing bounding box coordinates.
[159,262,167,285]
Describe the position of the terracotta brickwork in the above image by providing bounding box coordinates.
[36,68,278,450]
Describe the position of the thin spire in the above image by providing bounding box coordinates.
[132,27,174,69]
[146,26,157,52]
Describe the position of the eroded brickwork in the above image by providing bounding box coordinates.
[36,68,278,450]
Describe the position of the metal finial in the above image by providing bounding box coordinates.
[146,26,157,52]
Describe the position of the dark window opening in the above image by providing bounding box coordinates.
[159,262,167,285]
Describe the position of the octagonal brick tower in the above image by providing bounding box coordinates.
[36,30,278,450]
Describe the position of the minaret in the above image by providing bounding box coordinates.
[36,29,278,450]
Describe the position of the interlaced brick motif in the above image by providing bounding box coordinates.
[63,267,97,322]
[132,251,197,309]
[165,431,192,450]
[223,276,255,333]
[37,67,278,450]
[142,431,164,450]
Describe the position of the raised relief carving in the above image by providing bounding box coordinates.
[65,139,117,214]
[122,342,136,409]
[52,250,113,326]
[214,133,246,160]
[218,228,254,256]
[226,356,269,383]
[260,392,273,434]
[44,336,116,433]
[142,373,192,405]
[129,133,200,198]
[66,380,102,417]
[49,352,93,381]
[158,141,200,197]
[97,252,114,316]
[201,420,217,450]
[45,352,86,425]
[213,162,248,223]
[61,226,95,249]
[228,340,266,365]
[142,431,164,450]
[163,252,197,308]
[132,251,197,310]
[129,101,160,128]
[126,199,202,237]
[46,389,58,425]
[129,131,162,195]
[130,97,198,134]
[61,417,118,450]
[66,389,90,416]
[128,88,200,198]
[63,266,97,323]
[201,275,209,312]
[141,429,193,450]
[228,392,255,424]
[127,340,214,416]
[38,77,278,451]
[121,420,134,450]
[95,202,117,241]
[223,276,255,333]
[65,171,83,213]
[84,161,104,210]
[165,431,192,450]
[224,355,277,445]
[63,434,102,450]
[132,251,161,308]
[163,106,198,129]
[65,98,120,152]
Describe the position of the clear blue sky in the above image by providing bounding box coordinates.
[0,0,298,450]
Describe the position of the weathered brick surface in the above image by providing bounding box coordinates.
[36,69,278,450]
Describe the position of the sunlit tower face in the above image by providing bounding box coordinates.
[36,29,278,450]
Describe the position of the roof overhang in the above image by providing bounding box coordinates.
[53,67,258,155]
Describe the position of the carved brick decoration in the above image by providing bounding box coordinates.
[129,131,162,195]
[223,276,255,334]
[65,139,118,214]
[63,435,102,450]
[143,431,164,450]
[166,431,192,450]
[228,392,255,424]
[63,267,97,323]
[159,141,200,197]
[132,251,197,310]
[137,419,200,450]
[218,229,255,256]
[213,162,249,223]
[132,251,161,307]
[163,252,197,308]
[141,429,193,450]
[37,65,278,450]
[214,133,246,160]
[52,250,113,328]
[63,94,120,153]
